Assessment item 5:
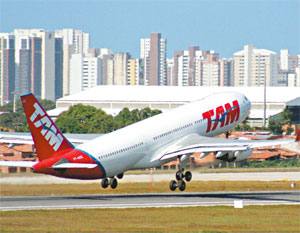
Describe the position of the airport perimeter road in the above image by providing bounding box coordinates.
[1,172,300,185]
[1,191,299,211]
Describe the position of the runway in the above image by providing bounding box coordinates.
[1,191,299,211]
[1,171,300,184]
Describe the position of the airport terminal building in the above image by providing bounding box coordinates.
[52,86,300,127]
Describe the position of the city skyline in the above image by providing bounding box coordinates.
[1,0,299,58]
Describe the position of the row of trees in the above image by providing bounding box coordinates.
[0,99,56,132]
[0,100,161,133]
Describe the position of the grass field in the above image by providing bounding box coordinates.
[1,181,299,196]
[1,205,299,233]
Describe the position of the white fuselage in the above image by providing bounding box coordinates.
[78,92,251,177]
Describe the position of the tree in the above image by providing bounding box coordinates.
[55,104,114,133]
[0,98,55,132]
[113,107,161,130]
[0,112,28,132]
[235,117,252,131]
[268,108,293,135]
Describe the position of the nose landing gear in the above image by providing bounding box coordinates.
[170,168,192,191]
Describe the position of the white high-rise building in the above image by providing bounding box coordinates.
[55,29,90,96]
[13,29,55,100]
[177,50,189,86]
[200,53,220,86]
[233,45,278,86]
[174,49,221,87]
[280,49,289,71]
[280,49,299,73]
[166,58,175,86]
[69,52,101,95]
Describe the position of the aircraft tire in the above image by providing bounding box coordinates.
[176,171,184,181]
[178,180,186,191]
[110,178,118,189]
[185,171,192,182]
[101,178,109,189]
[169,180,177,191]
[117,173,124,179]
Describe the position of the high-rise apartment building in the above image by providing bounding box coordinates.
[280,49,299,72]
[166,58,175,86]
[55,29,90,96]
[0,33,15,105]
[113,53,130,85]
[140,33,166,85]
[127,58,140,85]
[177,50,189,86]
[69,52,102,95]
[172,48,222,87]
[55,37,63,99]
[219,58,233,86]
[201,53,220,86]
[233,45,278,86]
[13,29,55,100]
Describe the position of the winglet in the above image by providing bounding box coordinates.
[21,93,74,161]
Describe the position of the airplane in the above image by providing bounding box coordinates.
[0,92,297,191]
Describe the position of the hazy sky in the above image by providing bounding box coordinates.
[1,0,299,58]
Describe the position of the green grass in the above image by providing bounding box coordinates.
[1,181,299,196]
[1,205,299,233]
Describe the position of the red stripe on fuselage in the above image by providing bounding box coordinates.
[32,149,105,180]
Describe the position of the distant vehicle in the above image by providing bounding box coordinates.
[0,92,296,191]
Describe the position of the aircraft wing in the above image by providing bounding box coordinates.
[151,133,294,162]
[0,132,100,145]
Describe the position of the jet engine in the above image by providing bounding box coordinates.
[233,148,252,162]
[216,148,252,162]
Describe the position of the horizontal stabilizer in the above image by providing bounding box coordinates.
[0,161,37,168]
[52,163,98,169]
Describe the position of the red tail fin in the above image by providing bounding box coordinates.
[21,93,73,161]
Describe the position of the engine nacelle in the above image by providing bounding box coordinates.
[234,148,252,162]
[216,151,235,162]
[216,148,252,162]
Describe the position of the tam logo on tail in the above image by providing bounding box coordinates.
[30,103,63,151]
[21,93,73,161]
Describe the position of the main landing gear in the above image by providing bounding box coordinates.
[101,173,124,189]
[169,168,192,191]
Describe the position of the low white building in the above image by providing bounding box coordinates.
[54,85,300,127]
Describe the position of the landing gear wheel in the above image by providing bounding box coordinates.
[178,180,186,191]
[110,178,118,189]
[117,173,124,179]
[169,180,177,191]
[101,178,109,189]
[176,171,184,181]
[185,171,192,182]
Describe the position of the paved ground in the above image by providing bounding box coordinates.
[1,172,300,184]
[1,191,299,211]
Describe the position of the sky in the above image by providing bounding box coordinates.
[0,0,299,58]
